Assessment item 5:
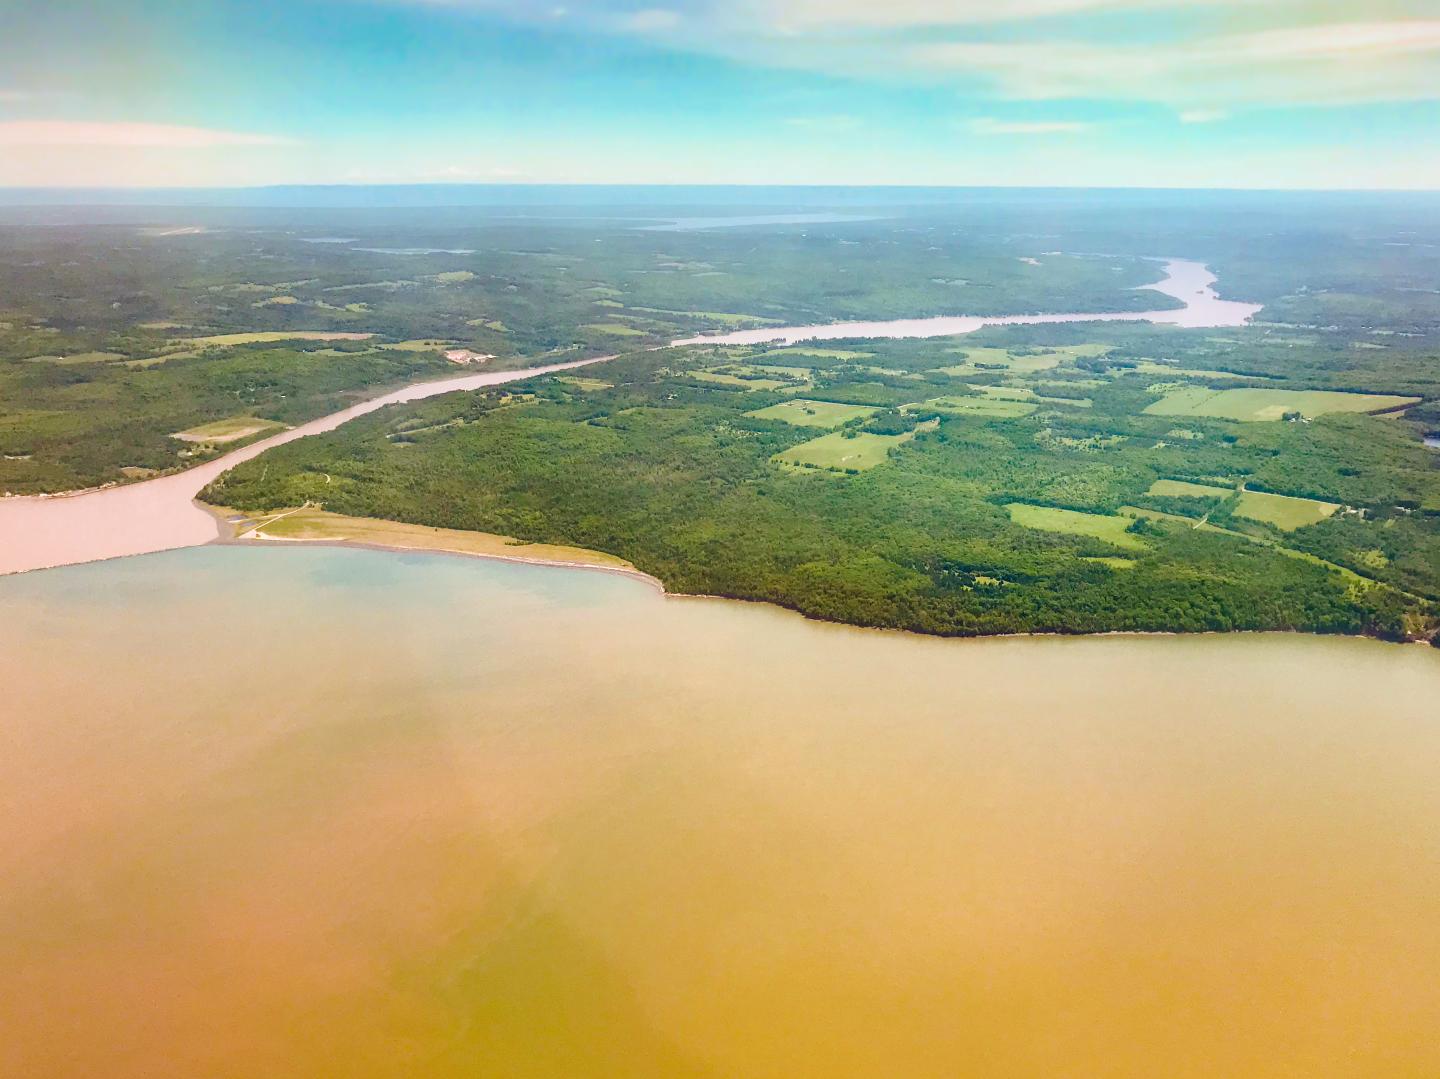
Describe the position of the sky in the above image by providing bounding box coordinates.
[0,0,1438,189]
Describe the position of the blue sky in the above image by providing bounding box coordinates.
[0,0,1437,188]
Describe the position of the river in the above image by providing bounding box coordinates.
[0,260,1258,578]
[2,545,1437,1078]
[673,258,1261,345]
[0,358,602,576]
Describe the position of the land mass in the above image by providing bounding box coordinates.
[203,323,1440,643]
[5,198,1439,641]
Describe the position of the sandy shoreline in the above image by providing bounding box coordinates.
[211,506,1429,649]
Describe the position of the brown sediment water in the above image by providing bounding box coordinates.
[673,258,1262,345]
[2,547,1439,1079]
[0,358,603,577]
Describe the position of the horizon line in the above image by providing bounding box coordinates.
[3,181,1440,195]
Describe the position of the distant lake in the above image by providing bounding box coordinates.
[354,246,477,255]
[4,546,1438,1078]
[642,213,885,231]
[1425,435,1440,449]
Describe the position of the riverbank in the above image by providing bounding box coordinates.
[219,505,663,588]
[673,258,1262,346]
[215,505,1436,648]
[0,356,609,576]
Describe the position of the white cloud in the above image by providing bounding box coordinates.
[0,121,295,147]
[366,3,1440,111]
[756,0,1225,29]
[913,20,1440,107]
[969,117,1092,135]
[0,90,32,103]
[1179,109,1227,124]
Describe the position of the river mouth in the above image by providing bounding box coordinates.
[3,545,1438,1079]
[0,357,605,577]
[0,259,1257,579]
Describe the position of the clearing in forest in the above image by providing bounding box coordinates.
[689,370,799,391]
[1147,479,1234,500]
[1007,503,1147,550]
[747,399,878,428]
[1143,386,1419,421]
[171,416,283,444]
[756,347,873,363]
[1233,489,1341,531]
[774,430,912,472]
[916,395,1036,418]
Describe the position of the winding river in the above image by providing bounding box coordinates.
[0,259,1258,577]
[0,359,603,576]
[674,258,1261,345]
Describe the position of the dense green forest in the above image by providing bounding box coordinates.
[0,217,1171,493]
[204,326,1440,642]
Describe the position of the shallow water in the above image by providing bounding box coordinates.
[673,258,1261,345]
[3,546,1438,1078]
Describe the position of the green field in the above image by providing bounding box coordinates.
[919,396,1037,418]
[689,371,796,391]
[1233,489,1342,530]
[1144,386,1420,421]
[24,351,125,365]
[171,416,283,444]
[773,430,911,472]
[1147,479,1234,499]
[582,323,648,336]
[1006,503,1147,550]
[940,344,1108,375]
[127,331,377,365]
[757,347,873,362]
[555,376,614,391]
[747,399,878,428]
[1134,361,1273,381]
[387,339,455,352]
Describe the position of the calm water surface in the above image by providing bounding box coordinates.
[3,546,1438,1078]
[674,258,1261,345]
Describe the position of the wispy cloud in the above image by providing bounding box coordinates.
[0,121,296,147]
[969,117,1092,135]
[758,0,1229,30]
[1179,109,1227,124]
[0,89,32,103]
[913,20,1440,107]
[378,3,1440,111]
